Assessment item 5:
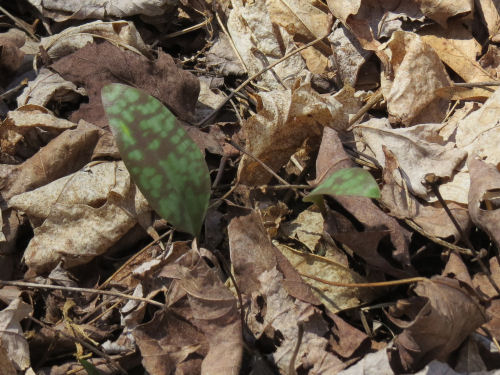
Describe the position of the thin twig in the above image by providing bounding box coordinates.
[0,5,39,41]
[195,33,330,126]
[403,218,474,256]
[228,139,291,186]
[99,229,172,289]
[300,273,426,288]
[215,10,248,73]
[453,81,500,87]
[163,18,211,39]
[346,89,383,131]
[0,280,165,308]
[29,316,127,374]
[288,322,304,375]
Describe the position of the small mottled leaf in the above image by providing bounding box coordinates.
[304,168,380,203]
[78,358,103,375]
[101,83,210,236]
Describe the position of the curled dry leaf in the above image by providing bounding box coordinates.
[413,0,472,28]
[420,21,493,83]
[40,21,150,61]
[9,161,152,273]
[17,68,87,108]
[476,0,500,42]
[380,31,451,125]
[0,121,102,202]
[1,105,76,161]
[388,277,487,373]
[237,81,358,185]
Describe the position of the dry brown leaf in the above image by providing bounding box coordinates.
[388,277,487,373]
[381,146,469,240]
[27,0,176,21]
[51,41,199,126]
[328,25,371,86]
[237,80,359,185]
[380,31,451,125]
[413,0,472,28]
[156,248,242,375]
[0,32,25,88]
[267,0,330,73]
[0,121,102,202]
[479,44,500,79]
[1,105,76,162]
[0,298,32,371]
[39,21,150,60]
[9,161,152,273]
[420,21,493,83]
[355,118,467,199]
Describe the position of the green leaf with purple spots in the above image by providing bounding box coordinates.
[304,168,380,204]
[101,83,210,237]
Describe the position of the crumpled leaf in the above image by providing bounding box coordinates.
[380,146,469,240]
[9,161,152,273]
[0,298,33,371]
[228,211,369,372]
[413,0,472,28]
[1,105,76,162]
[17,68,87,108]
[355,118,467,199]
[380,31,451,125]
[388,276,487,373]
[134,247,242,375]
[102,83,210,236]
[238,80,359,185]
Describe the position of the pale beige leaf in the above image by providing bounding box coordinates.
[227,0,306,90]
[39,20,150,61]
[413,0,472,28]
[476,0,500,41]
[0,298,32,371]
[17,68,86,107]
[27,0,176,21]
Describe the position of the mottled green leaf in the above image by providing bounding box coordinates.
[101,83,210,236]
[304,167,380,203]
[78,358,103,375]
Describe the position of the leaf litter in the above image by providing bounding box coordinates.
[2,0,500,374]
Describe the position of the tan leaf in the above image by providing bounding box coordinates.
[380,31,451,125]
[420,21,493,83]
